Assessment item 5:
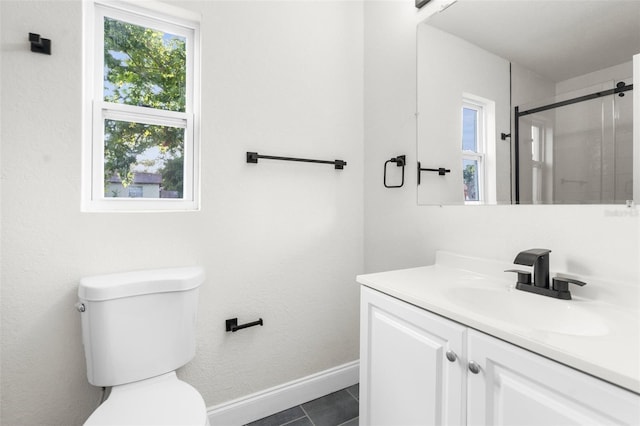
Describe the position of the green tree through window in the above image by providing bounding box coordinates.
[103,17,186,194]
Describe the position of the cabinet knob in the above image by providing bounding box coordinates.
[468,361,481,374]
[445,350,457,362]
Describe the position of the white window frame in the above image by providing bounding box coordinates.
[530,118,553,204]
[82,0,201,212]
[462,100,486,204]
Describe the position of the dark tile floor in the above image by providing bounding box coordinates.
[246,384,359,426]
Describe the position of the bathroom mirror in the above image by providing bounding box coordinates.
[417,0,639,205]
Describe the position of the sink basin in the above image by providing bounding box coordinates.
[446,287,610,336]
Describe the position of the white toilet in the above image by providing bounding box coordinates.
[77,267,209,426]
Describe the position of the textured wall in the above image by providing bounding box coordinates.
[0,1,363,424]
[363,1,639,282]
[2,1,637,425]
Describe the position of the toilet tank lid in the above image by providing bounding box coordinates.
[78,267,205,301]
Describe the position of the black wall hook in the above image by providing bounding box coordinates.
[29,33,51,55]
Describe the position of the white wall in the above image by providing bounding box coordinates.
[556,62,633,94]
[416,24,510,204]
[635,54,640,203]
[0,1,363,424]
[364,2,639,283]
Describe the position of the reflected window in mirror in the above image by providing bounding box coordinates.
[462,97,495,205]
[530,124,543,204]
[529,121,553,204]
[462,103,483,203]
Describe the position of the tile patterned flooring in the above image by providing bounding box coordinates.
[246,385,359,426]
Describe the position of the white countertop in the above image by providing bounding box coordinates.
[356,251,640,394]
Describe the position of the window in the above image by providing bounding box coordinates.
[462,101,485,203]
[128,186,143,198]
[83,1,200,211]
[530,121,551,204]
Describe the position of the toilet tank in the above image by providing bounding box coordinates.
[78,267,205,387]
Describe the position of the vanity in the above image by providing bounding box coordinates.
[357,252,640,425]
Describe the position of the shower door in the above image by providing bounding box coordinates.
[515,79,633,204]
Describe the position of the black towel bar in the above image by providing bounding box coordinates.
[247,152,346,170]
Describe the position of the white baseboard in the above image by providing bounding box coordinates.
[206,360,359,426]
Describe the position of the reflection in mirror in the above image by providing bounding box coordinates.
[416,0,639,205]
[516,78,633,204]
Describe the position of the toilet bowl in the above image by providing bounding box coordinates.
[84,372,209,426]
[77,267,208,426]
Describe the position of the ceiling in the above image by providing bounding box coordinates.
[426,0,640,82]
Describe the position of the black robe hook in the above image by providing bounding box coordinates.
[29,33,51,55]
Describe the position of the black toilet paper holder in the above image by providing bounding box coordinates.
[226,317,264,332]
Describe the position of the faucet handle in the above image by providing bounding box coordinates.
[552,276,586,299]
[505,269,532,285]
[552,276,586,290]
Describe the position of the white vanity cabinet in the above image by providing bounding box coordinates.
[359,285,466,425]
[467,329,639,425]
[360,286,640,426]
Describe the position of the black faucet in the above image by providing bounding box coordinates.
[514,248,551,288]
[506,249,586,300]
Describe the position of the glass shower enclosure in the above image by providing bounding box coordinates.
[515,79,633,204]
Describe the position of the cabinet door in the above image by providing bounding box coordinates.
[467,329,640,426]
[360,287,466,426]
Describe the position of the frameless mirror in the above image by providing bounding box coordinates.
[417,0,639,205]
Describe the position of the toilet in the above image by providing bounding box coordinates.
[77,267,209,426]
